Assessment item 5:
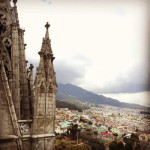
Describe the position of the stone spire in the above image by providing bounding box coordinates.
[39,22,53,56]
[13,0,17,5]
[13,0,19,25]
[32,23,57,150]
[45,22,50,39]
[18,29,30,119]
[29,64,35,117]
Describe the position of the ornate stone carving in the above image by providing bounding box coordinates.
[40,81,46,93]
[20,123,31,133]
[48,86,53,93]
[2,36,11,47]
[0,8,11,38]
[0,41,12,75]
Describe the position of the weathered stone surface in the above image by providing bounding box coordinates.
[0,141,18,150]
[0,76,14,136]
[0,1,56,150]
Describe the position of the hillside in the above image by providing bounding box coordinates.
[56,83,148,109]
[56,99,90,112]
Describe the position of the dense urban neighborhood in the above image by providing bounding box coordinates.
[55,105,150,149]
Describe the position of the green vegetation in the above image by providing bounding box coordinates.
[99,139,110,144]
[56,99,90,112]
[55,136,90,150]
[66,123,81,141]
[55,134,105,150]
[80,135,105,150]
[121,133,141,150]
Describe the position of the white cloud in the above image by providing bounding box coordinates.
[103,91,150,107]
[16,0,150,105]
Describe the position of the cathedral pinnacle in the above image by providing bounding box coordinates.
[44,22,50,39]
[45,22,50,30]
[13,0,17,5]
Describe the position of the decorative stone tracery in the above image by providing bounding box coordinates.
[0,8,11,38]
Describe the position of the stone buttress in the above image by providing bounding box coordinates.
[0,1,23,149]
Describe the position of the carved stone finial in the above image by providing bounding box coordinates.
[38,51,44,57]
[45,22,50,30]
[29,64,34,70]
[27,68,30,76]
[13,0,17,5]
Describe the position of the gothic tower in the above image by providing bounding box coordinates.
[0,1,57,150]
[32,22,57,150]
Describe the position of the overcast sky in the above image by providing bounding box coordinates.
[16,0,150,106]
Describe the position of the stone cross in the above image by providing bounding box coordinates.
[45,22,50,30]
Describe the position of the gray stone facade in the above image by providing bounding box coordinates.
[0,1,57,150]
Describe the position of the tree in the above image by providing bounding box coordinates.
[67,123,79,140]
[89,121,93,125]
[94,131,98,136]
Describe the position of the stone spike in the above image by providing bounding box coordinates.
[45,22,50,39]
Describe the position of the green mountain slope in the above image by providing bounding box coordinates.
[56,83,149,110]
[56,99,90,112]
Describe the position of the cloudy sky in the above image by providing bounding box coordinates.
[16,0,150,106]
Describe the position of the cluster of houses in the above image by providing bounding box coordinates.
[55,105,150,144]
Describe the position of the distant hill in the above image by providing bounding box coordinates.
[56,99,89,112]
[56,83,148,110]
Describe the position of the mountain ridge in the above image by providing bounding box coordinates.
[56,83,149,110]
